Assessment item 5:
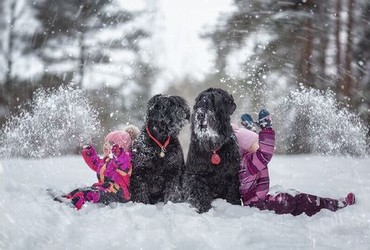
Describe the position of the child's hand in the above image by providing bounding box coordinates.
[81,145,93,156]
[82,145,91,149]
[258,109,272,129]
[111,144,122,157]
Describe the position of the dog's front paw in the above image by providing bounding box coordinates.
[188,197,212,213]
[196,203,212,213]
[164,184,184,204]
[134,192,150,204]
[131,184,151,204]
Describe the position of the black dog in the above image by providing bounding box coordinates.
[130,94,190,204]
[183,88,241,213]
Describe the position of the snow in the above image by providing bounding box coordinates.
[0,86,369,249]
[1,155,369,249]
[0,86,101,158]
[273,87,368,156]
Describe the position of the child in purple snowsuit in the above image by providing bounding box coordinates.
[64,126,139,210]
[233,109,355,216]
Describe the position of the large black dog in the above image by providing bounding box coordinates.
[130,94,190,204]
[183,88,241,213]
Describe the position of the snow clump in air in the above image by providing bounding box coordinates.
[0,86,101,158]
[274,86,368,157]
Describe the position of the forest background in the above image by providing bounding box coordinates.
[0,0,369,156]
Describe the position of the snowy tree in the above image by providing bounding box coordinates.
[33,0,134,88]
[0,0,157,133]
[352,1,370,124]
[206,0,369,153]
[0,0,40,121]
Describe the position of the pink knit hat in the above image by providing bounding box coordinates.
[232,123,258,155]
[105,131,132,152]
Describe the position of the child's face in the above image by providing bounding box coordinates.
[103,140,113,157]
[248,141,259,153]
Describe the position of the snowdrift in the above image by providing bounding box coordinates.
[0,155,369,249]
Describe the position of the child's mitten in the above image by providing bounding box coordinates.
[111,144,122,157]
[82,145,91,149]
[241,113,257,131]
[258,109,272,129]
[81,145,92,156]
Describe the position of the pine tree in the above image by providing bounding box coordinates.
[353,1,370,123]
[33,0,134,88]
[0,0,40,123]
[207,0,369,152]
[33,0,156,130]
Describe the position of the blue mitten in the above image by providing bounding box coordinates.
[258,109,272,129]
[241,113,257,131]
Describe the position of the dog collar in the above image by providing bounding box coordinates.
[146,126,171,158]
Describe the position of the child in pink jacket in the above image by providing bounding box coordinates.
[233,109,355,216]
[59,125,139,210]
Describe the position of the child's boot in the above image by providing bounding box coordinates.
[339,192,356,207]
[344,193,356,205]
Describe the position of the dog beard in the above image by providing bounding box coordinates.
[192,108,224,151]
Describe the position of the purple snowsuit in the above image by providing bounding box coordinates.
[238,127,345,216]
[66,146,132,210]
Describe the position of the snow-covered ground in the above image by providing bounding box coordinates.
[0,155,369,249]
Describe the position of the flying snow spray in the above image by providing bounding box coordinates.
[0,86,101,158]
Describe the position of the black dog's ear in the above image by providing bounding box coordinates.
[220,92,236,116]
[227,94,236,115]
[171,96,191,121]
[194,92,203,108]
[212,89,236,116]
[183,101,191,121]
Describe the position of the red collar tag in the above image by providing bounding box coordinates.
[211,149,221,165]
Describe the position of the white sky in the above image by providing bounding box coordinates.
[120,0,235,91]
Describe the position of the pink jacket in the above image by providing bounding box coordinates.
[81,146,132,200]
[237,128,275,205]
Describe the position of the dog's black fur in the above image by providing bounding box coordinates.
[130,94,190,204]
[183,88,241,213]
